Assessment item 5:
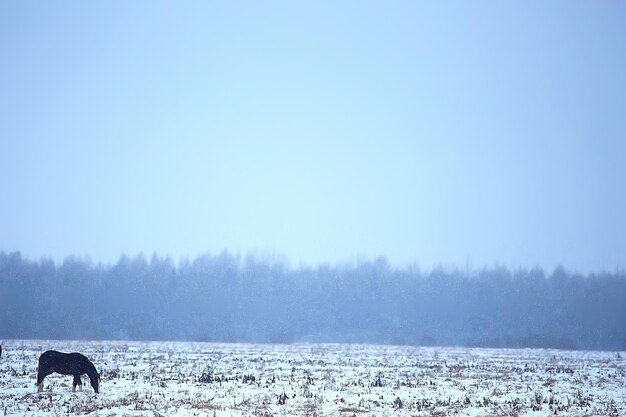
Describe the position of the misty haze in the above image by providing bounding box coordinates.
[1,250,625,351]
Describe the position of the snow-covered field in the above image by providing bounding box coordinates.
[0,340,624,417]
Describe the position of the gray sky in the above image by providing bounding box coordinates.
[1,1,625,273]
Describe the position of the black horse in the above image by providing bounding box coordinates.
[37,350,100,393]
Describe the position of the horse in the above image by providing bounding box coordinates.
[37,350,100,393]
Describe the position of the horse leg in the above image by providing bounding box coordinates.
[72,375,82,392]
[37,370,47,393]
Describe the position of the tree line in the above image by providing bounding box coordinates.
[1,250,625,350]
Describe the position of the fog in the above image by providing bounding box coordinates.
[1,251,624,351]
[3,2,626,276]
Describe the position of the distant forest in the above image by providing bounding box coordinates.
[1,251,625,351]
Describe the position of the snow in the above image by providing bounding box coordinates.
[0,340,624,416]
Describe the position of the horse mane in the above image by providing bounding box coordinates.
[83,355,98,378]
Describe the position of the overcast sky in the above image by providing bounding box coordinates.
[1,1,625,273]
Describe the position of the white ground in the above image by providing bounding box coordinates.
[0,339,624,416]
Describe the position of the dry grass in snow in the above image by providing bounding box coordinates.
[0,340,624,416]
